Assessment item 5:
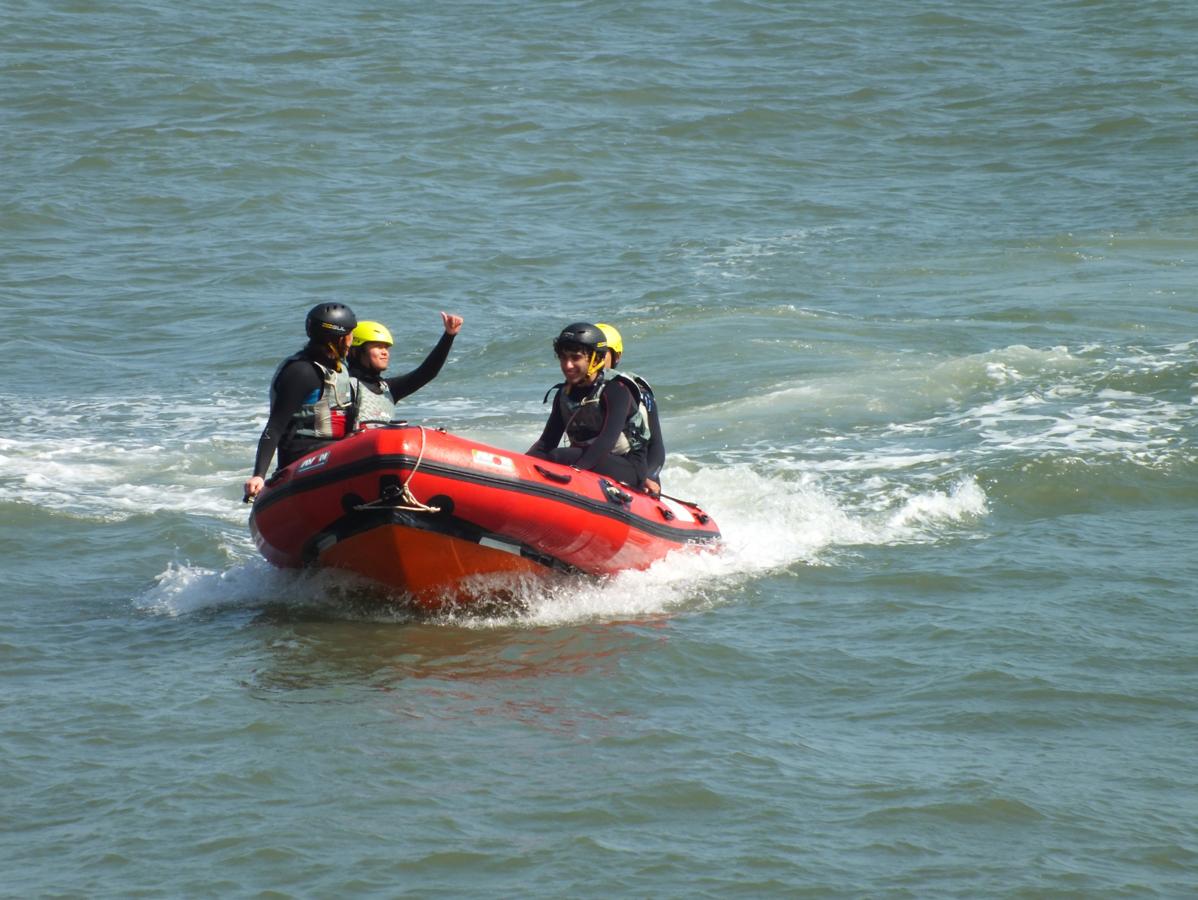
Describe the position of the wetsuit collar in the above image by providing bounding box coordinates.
[348,360,384,385]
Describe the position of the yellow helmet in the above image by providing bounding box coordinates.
[351,320,394,347]
[595,323,623,356]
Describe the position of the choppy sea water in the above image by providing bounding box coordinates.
[3,1,1196,896]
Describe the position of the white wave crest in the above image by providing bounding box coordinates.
[134,558,287,617]
[881,478,989,534]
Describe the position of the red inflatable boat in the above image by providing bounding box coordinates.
[248,424,721,608]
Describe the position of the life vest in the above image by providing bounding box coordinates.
[549,370,653,456]
[272,349,356,440]
[354,378,397,427]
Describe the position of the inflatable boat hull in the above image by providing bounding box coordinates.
[248,425,720,608]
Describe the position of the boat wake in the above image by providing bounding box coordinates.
[8,336,1189,627]
[134,458,988,627]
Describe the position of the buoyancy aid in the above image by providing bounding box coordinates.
[273,349,356,440]
[548,370,653,456]
[353,378,397,426]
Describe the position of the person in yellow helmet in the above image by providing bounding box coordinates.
[528,322,660,494]
[596,323,665,497]
[347,311,463,428]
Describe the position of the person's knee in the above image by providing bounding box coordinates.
[549,447,584,466]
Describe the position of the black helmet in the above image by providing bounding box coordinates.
[552,322,608,357]
[306,303,358,341]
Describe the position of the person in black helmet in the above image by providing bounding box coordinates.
[243,302,358,500]
[527,322,655,490]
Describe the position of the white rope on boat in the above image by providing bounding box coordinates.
[396,425,440,513]
[355,424,441,514]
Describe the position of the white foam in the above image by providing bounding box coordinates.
[132,457,991,627]
[134,559,281,618]
[969,392,1188,460]
[12,337,1192,625]
[882,478,989,535]
[0,440,249,523]
[0,389,256,523]
[431,464,991,628]
[682,344,1086,436]
[134,558,385,618]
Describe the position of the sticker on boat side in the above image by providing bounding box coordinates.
[296,450,332,474]
[472,449,516,474]
[660,497,695,523]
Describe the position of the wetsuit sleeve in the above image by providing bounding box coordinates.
[646,401,665,480]
[251,360,321,477]
[383,332,455,402]
[527,394,566,457]
[575,381,634,471]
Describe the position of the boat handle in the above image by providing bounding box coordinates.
[534,464,573,484]
[599,479,633,505]
[660,493,710,523]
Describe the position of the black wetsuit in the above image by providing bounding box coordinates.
[251,345,346,477]
[644,401,665,484]
[348,331,455,410]
[528,378,650,487]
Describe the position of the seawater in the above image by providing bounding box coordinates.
[2,1,1196,896]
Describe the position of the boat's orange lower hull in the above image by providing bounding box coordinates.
[318,522,549,609]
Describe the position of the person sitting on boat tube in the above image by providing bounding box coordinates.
[595,322,665,498]
[243,302,359,501]
[346,312,464,429]
[527,322,659,495]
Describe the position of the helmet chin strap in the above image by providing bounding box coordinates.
[586,352,606,380]
[324,340,344,371]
